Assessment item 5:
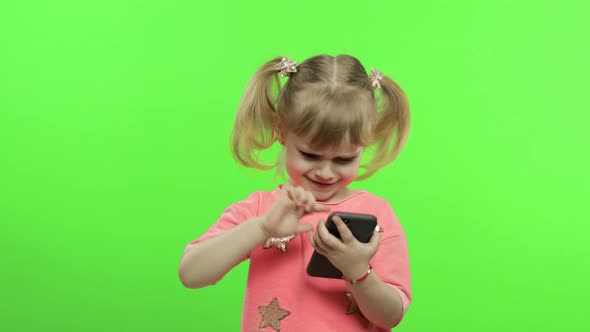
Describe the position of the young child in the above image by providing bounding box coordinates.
[179,54,412,331]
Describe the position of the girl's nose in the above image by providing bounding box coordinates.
[315,163,335,181]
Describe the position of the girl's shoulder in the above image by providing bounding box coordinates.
[227,187,282,216]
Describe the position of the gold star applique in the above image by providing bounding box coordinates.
[345,292,362,315]
[263,234,296,253]
[258,297,290,331]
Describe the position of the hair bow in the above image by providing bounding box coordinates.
[370,68,383,89]
[276,57,298,77]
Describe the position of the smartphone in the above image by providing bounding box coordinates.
[306,212,378,279]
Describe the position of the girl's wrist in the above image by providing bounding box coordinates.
[342,264,373,284]
[255,216,273,238]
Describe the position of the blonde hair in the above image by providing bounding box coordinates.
[231,54,410,180]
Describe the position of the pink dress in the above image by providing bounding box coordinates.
[185,187,412,331]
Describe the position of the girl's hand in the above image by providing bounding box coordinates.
[259,184,330,238]
[309,215,381,280]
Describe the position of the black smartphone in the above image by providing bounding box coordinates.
[306,212,377,279]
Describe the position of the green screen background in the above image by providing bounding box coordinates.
[1,1,589,331]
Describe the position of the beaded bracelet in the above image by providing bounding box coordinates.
[343,265,373,285]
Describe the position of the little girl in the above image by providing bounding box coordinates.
[179,54,412,331]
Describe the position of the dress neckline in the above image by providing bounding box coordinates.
[274,185,367,205]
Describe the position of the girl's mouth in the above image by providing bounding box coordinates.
[307,177,336,188]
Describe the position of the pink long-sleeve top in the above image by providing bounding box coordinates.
[184,186,412,331]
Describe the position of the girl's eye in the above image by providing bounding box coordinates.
[335,157,356,164]
[300,151,319,160]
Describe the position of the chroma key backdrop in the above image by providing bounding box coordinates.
[1,1,588,331]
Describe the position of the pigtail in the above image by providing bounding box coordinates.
[359,75,410,180]
[231,57,284,169]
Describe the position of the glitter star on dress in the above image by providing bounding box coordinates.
[263,234,296,253]
[258,297,290,332]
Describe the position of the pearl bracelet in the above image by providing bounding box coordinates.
[343,265,373,285]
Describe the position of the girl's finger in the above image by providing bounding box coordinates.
[367,228,382,249]
[289,187,306,212]
[313,228,332,253]
[312,203,330,213]
[316,219,342,250]
[285,187,296,202]
[314,220,333,248]
[294,187,304,207]
[304,192,317,212]
[295,186,304,198]
[309,231,328,256]
[332,215,355,243]
[297,190,310,211]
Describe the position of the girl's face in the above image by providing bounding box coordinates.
[283,132,364,203]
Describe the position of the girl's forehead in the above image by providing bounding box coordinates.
[287,132,363,155]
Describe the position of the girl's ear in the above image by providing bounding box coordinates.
[273,118,285,145]
[277,132,286,145]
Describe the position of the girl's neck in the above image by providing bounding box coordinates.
[283,180,358,204]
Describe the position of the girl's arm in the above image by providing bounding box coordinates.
[347,271,404,328]
[179,185,328,289]
[310,216,407,328]
[178,216,268,289]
